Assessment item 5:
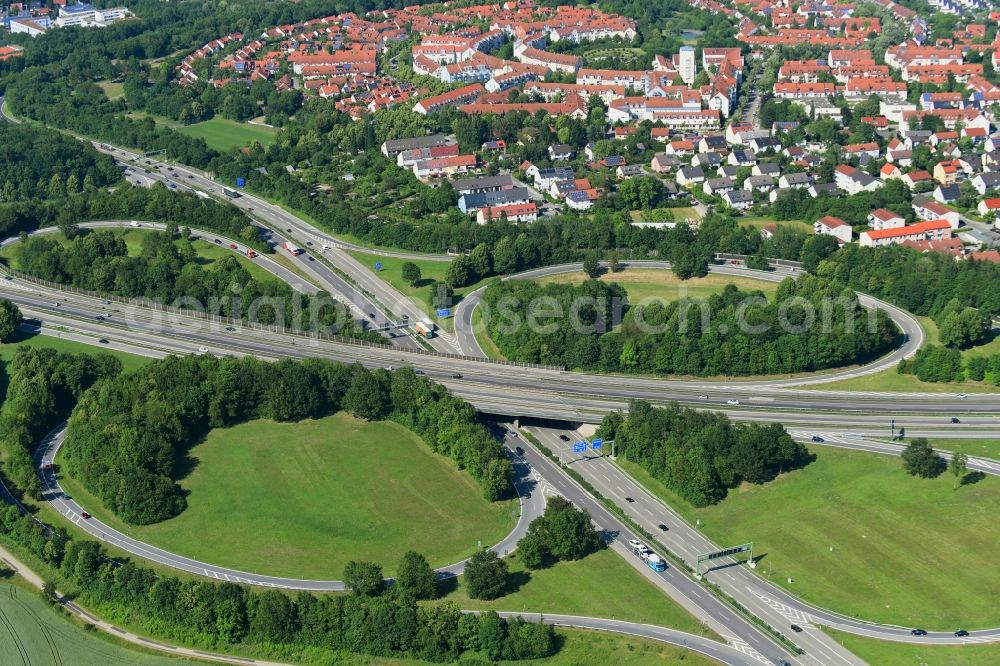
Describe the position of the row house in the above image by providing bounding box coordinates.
[607,95,700,122]
[458,187,531,214]
[412,154,479,180]
[396,143,461,168]
[904,63,983,84]
[523,81,625,105]
[450,174,514,197]
[884,45,962,70]
[413,83,484,115]
[773,82,837,100]
[476,202,538,225]
[381,134,455,158]
[843,78,907,100]
[459,94,588,118]
[860,220,952,247]
[868,208,906,230]
[912,194,962,228]
[514,44,581,74]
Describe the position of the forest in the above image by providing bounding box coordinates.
[481,274,900,376]
[0,347,122,500]
[597,401,809,506]
[63,355,514,524]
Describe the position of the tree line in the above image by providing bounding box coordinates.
[899,345,1000,385]
[817,244,1000,324]
[63,355,513,525]
[0,347,122,500]
[0,182,264,249]
[481,274,900,376]
[0,503,554,662]
[597,401,810,506]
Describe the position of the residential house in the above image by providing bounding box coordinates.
[703,177,735,196]
[972,172,1000,195]
[548,144,574,161]
[617,164,644,179]
[457,187,531,214]
[867,208,906,230]
[933,183,961,204]
[651,153,680,173]
[977,198,1000,218]
[815,215,853,244]
[902,170,933,190]
[913,194,962,228]
[677,166,706,187]
[835,164,883,194]
[723,190,754,210]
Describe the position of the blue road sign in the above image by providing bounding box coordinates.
[236,177,246,188]
[591,438,602,450]
[436,308,451,317]
[573,441,587,454]
[374,262,383,270]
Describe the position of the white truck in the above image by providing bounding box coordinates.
[414,318,436,338]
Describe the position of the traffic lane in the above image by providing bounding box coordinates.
[493,612,760,666]
[526,427,873,666]
[538,424,998,645]
[508,429,793,664]
[6,286,999,421]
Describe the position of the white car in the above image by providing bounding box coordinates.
[956,393,967,399]
[726,399,741,406]
[198,347,209,354]
[129,221,141,227]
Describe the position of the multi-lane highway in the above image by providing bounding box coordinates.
[525,424,1000,654]
[4,118,1000,664]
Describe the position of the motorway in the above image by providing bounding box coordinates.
[4,277,1000,431]
[529,424,1000,649]
[3,110,1000,663]
[95,143,463,352]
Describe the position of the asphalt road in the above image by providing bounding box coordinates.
[528,423,1000,648]
[34,424,545,591]
[97,145,453,352]
[4,280,999,429]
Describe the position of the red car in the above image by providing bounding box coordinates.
[43,463,53,471]
[229,243,238,249]
[81,512,91,519]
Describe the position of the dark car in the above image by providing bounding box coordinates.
[286,228,292,232]
[414,369,424,375]
[98,338,109,344]
[515,447,525,456]
[625,497,635,503]
[451,373,462,379]
[96,315,105,321]
[559,434,570,442]
[811,435,824,443]
[308,256,314,261]
[955,630,969,637]
[657,523,668,531]
[368,312,376,319]
[225,326,236,332]
[950,417,960,424]
[911,629,927,636]
[790,624,803,633]
[81,512,91,519]
[214,238,221,244]
[187,174,193,179]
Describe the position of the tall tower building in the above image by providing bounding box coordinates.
[679,46,697,86]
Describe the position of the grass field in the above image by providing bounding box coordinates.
[0,331,149,372]
[57,413,514,579]
[817,315,999,393]
[823,628,1000,665]
[177,118,277,152]
[927,439,1000,461]
[356,627,716,666]
[0,578,185,665]
[738,216,812,234]
[472,304,506,360]
[440,546,715,635]
[97,81,125,100]
[617,446,1000,629]
[534,267,779,305]
[666,206,703,223]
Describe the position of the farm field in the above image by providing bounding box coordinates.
[0,578,187,665]
[56,413,514,579]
